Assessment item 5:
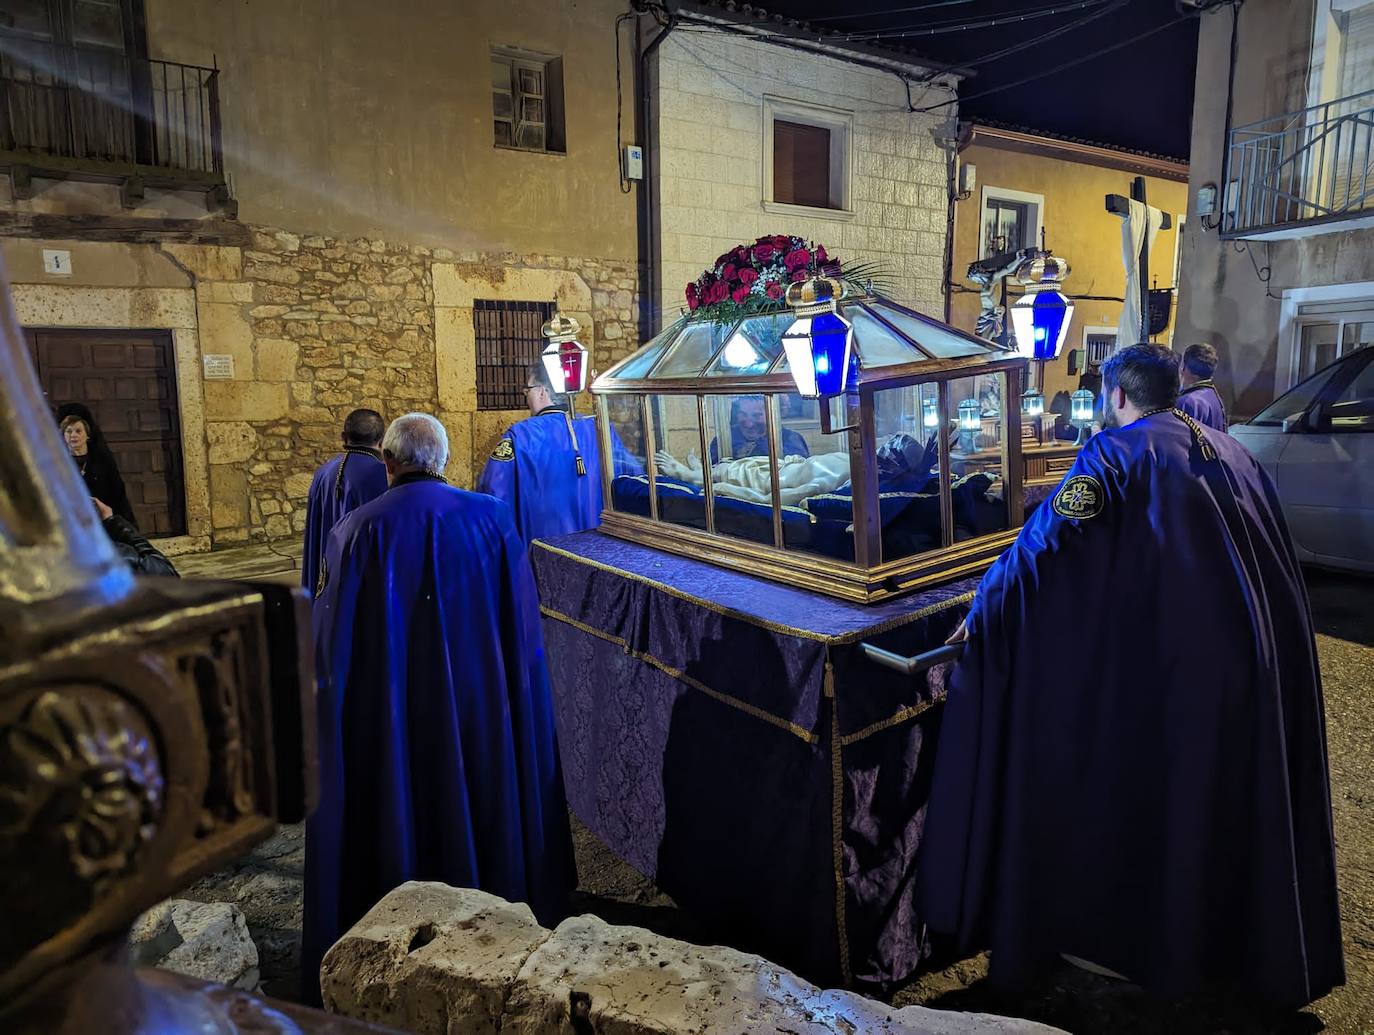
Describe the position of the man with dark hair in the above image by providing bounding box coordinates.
[302,408,388,595]
[477,360,639,546]
[1176,341,1228,430]
[922,342,1343,1008]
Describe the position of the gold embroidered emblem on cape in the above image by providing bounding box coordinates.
[491,438,515,462]
[1053,474,1104,520]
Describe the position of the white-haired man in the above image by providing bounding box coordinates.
[302,412,573,1003]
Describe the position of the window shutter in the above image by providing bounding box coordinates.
[774,120,831,208]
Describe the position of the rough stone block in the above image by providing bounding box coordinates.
[209,464,248,529]
[256,337,300,382]
[204,382,290,422]
[129,899,259,991]
[197,301,255,373]
[285,472,315,499]
[206,421,258,465]
[320,882,551,1035]
[161,243,243,282]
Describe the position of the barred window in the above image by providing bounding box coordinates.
[474,299,556,411]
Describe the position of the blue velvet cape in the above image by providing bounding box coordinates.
[1177,381,1228,430]
[920,410,1343,1007]
[301,448,388,595]
[477,409,641,546]
[301,476,573,1002]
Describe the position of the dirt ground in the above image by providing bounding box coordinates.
[187,569,1374,1033]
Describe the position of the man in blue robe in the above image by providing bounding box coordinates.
[303,412,573,1003]
[707,395,810,462]
[302,409,388,596]
[922,344,1343,1008]
[1176,342,1228,430]
[477,361,639,546]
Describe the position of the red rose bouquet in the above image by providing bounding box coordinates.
[684,235,838,323]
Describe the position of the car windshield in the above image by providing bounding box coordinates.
[1250,358,1350,426]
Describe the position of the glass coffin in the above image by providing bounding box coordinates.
[592,294,1034,603]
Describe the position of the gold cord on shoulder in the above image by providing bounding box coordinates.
[1171,408,1217,461]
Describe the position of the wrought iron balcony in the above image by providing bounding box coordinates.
[0,35,226,198]
[1224,87,1374,239]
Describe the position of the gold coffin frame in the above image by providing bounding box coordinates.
[592,297,1031,604]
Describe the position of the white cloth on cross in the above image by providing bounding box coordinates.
[1114,198,1165,347]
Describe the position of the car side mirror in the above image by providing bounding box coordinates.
[1283,405,1327,434]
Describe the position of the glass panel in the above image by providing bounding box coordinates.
[649,320,731,379]
[608,319,686,380]
[1330,354,1374,429]
[494,120,513,147]
[518,67,544,96]
[1341,320,1374,358]
[605,395,651,516]
[703,394,776,546]
[866,302,992,360]
[871,383,949,561]
[1300,322,1339,378]
[491,58,511,89]
[1252,362,1347,425]
[850,304,921,367]
[3,0,53,39]
[492,91,514,119]
[946,372,1010,542]
[649,395,708,531]
[72,0,124,49]
[777,394,855,562]
[704,312,789,376]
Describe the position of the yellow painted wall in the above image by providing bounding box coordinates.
[145,0,638,261]
[949,141,1188,413]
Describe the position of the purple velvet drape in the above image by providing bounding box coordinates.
[531,531,975,988]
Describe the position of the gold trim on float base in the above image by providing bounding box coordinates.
[532,538,975,643]
[592,510,1011,604]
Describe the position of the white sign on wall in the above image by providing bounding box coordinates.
[202,354,235,380]
[42,249,72,276]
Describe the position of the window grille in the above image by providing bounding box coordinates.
[474,299,555,410]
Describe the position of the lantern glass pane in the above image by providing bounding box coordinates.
[1071,388,1095,423]
[781,316,819,398]
[947,372,1010,541]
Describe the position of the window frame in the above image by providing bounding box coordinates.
[761,95,855,221]
[977,186,1045,259]
[473,298,557,412]
[490,45,565,156]
[1277,280,1374,391]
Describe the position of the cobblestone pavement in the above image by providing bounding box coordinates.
[187,570,1373,1031]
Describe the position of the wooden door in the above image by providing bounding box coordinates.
[27,327,186,536]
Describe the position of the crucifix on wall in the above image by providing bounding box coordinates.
[1106,176,1172,346]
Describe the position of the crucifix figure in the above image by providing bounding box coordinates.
[1106,176,1172,345]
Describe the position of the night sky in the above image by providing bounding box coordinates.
[759,0,1200,159]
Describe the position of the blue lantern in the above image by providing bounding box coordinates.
[782,276,853,399]
[1009,253,1074,361]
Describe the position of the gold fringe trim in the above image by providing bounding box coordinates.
[539,605,820,745]
[828,659,853,985]
[532,540,975,645]
[839,693,948,747]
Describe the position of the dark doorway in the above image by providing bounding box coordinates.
[26,326,187,536]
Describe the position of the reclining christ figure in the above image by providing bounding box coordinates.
[654,449,851,507]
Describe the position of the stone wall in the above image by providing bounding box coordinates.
[653,28,954,327]
[4,230,640,549]
[179,228,639,545]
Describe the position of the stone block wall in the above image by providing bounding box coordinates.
[5,230,640,550]
[654,29,953,327]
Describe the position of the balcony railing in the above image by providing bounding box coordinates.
[0,35,223,183]
[1224,87,1374,238]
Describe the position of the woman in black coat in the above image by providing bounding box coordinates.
[60,409,136,525]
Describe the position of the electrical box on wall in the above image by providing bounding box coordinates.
[959,162,976,196]
[623,145,643,181]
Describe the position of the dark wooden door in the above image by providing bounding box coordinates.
[26,327,186,536]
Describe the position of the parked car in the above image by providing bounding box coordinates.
[1229,347,1374,573]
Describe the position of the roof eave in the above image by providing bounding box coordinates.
[963,123,1189,183]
